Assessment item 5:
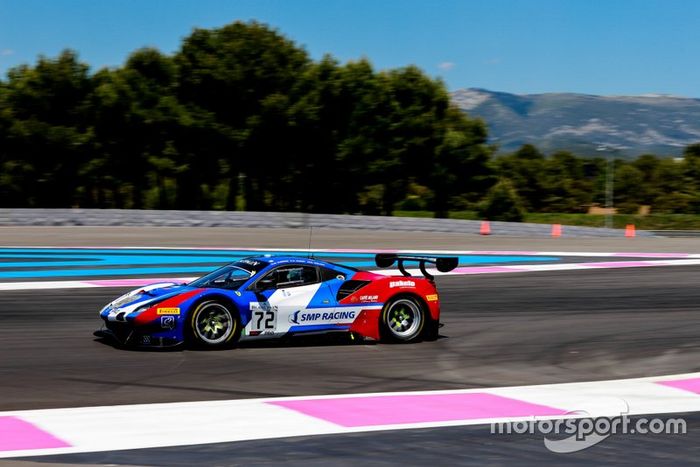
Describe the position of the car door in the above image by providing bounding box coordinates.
[242,264,337,338]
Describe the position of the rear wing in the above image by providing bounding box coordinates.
[374,254,458,280]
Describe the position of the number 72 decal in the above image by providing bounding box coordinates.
[249,302,277,332]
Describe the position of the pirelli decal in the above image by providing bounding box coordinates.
[157,307,181,315]
[426,294,439,302]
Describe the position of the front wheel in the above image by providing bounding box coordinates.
[381,296,426,343]
[189,300,240,349]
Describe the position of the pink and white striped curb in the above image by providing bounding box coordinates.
[269,393,566,427]
[2,372,700,458]
[0,417,70,452]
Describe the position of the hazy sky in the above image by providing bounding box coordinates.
[1,0,699,96]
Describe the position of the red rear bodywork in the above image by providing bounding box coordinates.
[341,271,440,341]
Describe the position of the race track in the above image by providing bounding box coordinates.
[1,230,699,464]
[2,267,700,412]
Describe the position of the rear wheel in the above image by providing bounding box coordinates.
[381,296,425,342]
[189,300,240,349]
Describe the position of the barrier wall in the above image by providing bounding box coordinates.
[0,209,654,237]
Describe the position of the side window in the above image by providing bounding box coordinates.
[206,267,251,289]
[260,265,319,289]
[320,267,345,282]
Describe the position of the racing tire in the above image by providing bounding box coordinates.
[188,300,241,349]
[380,295,426,343]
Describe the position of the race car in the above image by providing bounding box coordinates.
[96,253,457,348]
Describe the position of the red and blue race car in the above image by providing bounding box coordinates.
[96,254,457,348]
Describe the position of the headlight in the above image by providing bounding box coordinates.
[110,291,143,308]
[133,303,152,314]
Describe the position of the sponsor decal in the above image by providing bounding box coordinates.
[289,310,357,324]
[336,275,345,280]
[390,280,415,288]
[250,302,276,331]
[250,302,275,312]
[426,294,439,302]
[234,291,242,296]
[359,294,379,302]
[239,259,261,266]
[141,335,151,344]
[157,307,181,315]
[160,315,176,329]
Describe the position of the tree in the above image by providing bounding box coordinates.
[495,144,547,211]
[0,21,496,215]
[375,66,447,215]
[432,108,492,217]
[89,49,190,209]
[1,50,93,207]
[632,154,663,205]
[285,55,348,213]
[540,151,593,212]
[614,163,644,213]
[651,158,689,213]
[0,81,15,205]
[479,179,525,221]
[175,21,310,211]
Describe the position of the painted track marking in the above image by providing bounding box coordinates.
[0,247,561,280]
[4,257,700,291]
[2,372,700,458]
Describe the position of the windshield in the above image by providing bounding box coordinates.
[189,265,255,290]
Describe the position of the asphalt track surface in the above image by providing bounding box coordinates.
[2,228,700,465]
[2,265,700,411]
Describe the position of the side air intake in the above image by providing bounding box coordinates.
[336,280,370,301]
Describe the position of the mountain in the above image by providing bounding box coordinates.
[450,88,700,157]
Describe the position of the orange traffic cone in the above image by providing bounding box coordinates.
[551,224,562,238]
[625,224,636,238]
[480,220,491,235]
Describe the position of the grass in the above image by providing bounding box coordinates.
[393,210,700,230]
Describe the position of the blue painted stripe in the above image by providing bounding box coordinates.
[0,254,238,269]
[0,266,211,279]
[0,248,374,257]
[0,248,562,280]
